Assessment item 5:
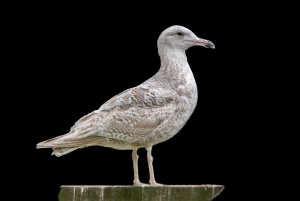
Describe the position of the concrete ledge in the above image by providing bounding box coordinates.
[59,185,224,201]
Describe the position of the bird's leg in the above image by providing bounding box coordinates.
[132,148,143,186]
[146,146,162,185]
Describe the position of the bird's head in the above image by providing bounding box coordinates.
[157,25,215,51]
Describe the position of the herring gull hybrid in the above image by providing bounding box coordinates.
[37,25,215,185]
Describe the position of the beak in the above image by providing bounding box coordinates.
[194,38,215,49]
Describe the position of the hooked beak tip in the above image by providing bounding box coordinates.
[204,40,215,49]
[195,38,215,49]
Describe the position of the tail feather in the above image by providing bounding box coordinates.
[37,134,83,157]
[37,134,109,157]
[52,147,80,157]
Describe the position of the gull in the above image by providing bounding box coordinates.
[37,25,215,185]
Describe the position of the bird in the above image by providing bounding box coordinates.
[37,25,215,186]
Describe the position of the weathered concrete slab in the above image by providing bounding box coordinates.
[59,185,224,201]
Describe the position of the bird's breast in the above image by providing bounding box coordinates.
[174,66,198,108]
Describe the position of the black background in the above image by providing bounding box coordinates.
[4,3,299,201]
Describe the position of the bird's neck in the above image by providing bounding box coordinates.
[158,46,190,76]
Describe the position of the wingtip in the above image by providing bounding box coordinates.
[36,142,43,149]
[36,140,54,149]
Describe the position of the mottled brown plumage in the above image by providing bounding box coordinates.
[37,25,215,185]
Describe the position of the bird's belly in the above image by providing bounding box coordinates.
[142,92,197,146]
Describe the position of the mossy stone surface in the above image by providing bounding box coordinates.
[59,185,224,201]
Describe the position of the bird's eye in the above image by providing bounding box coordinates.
[177,32,184,36]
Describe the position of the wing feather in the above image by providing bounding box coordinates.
[58,85,178,146]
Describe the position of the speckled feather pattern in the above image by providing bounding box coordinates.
[37,25,215,157]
